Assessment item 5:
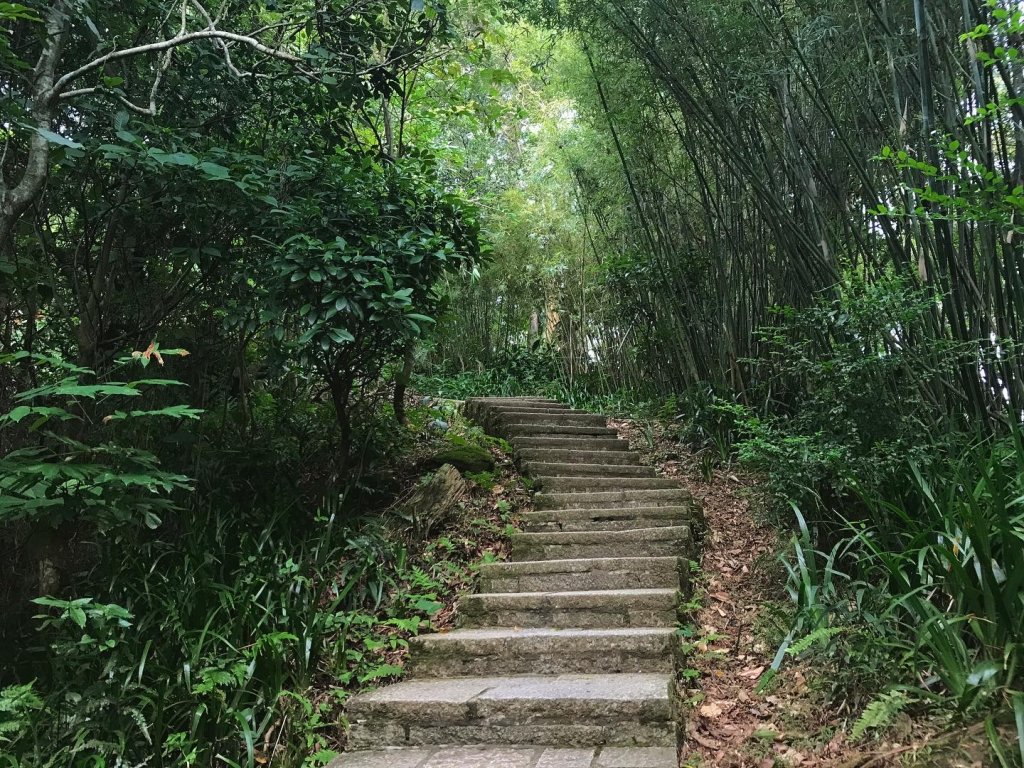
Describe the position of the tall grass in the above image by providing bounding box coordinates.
[783,431,1024,757]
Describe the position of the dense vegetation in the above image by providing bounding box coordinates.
[0,1,517,765]
[423,0,1024,760]
[4,0,1024,764]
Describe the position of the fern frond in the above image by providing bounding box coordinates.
[851,691,909,741]
[787,626,845,656]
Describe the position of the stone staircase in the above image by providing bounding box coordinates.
[336,397,701,768]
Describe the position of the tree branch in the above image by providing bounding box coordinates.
[0,0,70,246]
[49,27,306,101]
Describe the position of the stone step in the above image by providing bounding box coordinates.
[512,526,691,561]
[524,462,656,478]
[513,437,631,452]
[536,476,679,493]
[522,506,696,533]
[334,746,680,768]
[494,411,608,428]
[504,424,619,438]
[345,673,677,749]
[535,489,694,510]
[480,399,572,407]
[338,397,696,765]
[459,589,680,629]
[518,449,644,465]
[408,627,678,676]
[470,406,598,434]
[479,556,683,593]
[486,407,586,419]
[464,399,571,425]
[465,398,571,415]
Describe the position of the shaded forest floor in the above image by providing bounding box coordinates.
[607,418,995,768]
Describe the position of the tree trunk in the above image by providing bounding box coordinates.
[0,1,69,248]
[393,344,415,425]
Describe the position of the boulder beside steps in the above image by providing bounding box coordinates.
[336,397,700,768]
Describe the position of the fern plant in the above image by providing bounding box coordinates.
[787,626,847,657]
[0,684,43,746]
[851,691,910,741]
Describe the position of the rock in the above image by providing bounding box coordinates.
[425,443,495,474]
[394,464,467,537]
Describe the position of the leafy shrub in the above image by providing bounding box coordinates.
[256,150,485,468]
[2,493,436,768]
[733,276,964,518]
[0,350,198,533]
[415,345,564,399]
[1,386,514,768]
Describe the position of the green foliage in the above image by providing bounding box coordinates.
[2,491,462,767]
[851,691,911,742]
[732,277,963,517]
[787,626,846,657]
[775,432,1024,744]
[874,2,1024,235]
[0,4,510,766]
[464,470,496,490]
[259,149,484,446]
[416,345,565,399]
[0,352,195,531]
[0,683,42,750]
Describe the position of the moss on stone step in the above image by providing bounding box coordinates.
[426,443,495,474]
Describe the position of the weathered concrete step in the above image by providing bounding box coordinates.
[333,745,680,768]
[345,673,676,749]
[513,437,631,452]
[465,399,571,419]
[409,627,677,676]
[512,526,691,561]
[535,489,694,510]
[504,424,619,438]
[471,407,604,435]
[460,589,680,629]
[494,411,608,428]
[485,408,586,421]
[536,476,678,493]
[467,397,566,405]
[523,506,696,533]
[518,449,644,466]
[524,462,656,478]
[479,556,683,593]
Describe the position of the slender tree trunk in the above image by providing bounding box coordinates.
[0,1,68,248]
[393,344,415,425]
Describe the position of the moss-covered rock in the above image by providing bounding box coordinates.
[426,444,495,474]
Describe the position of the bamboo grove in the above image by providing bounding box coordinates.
[432,0,1024,433]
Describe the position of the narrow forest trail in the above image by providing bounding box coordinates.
[337,396,702,768]
[607,419,872,768]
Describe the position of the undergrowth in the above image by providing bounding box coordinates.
[0,397,523,768]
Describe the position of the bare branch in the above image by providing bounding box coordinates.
[49,27,306,101]
[1,1,70,246]
[190,0,245,78]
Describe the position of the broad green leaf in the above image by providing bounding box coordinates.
[198,161,230,179]
[33,126,83,149]
[154,151,199,167]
